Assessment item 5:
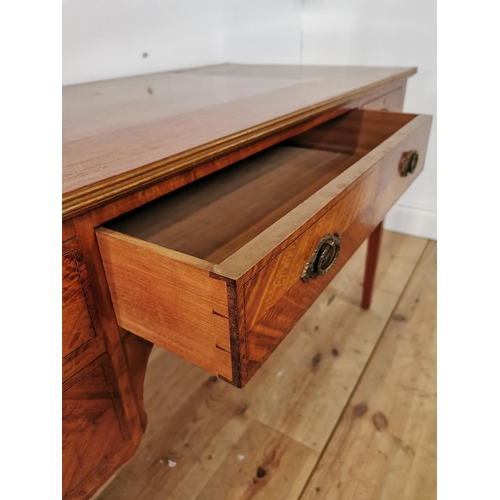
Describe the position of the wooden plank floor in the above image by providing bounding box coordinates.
[94,231,436,500]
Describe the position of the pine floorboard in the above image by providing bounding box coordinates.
[94,231,436,500]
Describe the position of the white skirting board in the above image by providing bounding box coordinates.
[384,204,437,240]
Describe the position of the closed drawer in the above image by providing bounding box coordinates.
[96,109,432,387]
[62,354,127,498]
[62,239,98,357]
[62,239,107,381]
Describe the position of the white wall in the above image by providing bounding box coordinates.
[223,0,302,65]
[63,0,226,85]
[301,0,437,239]
[62,0,301,85]
[63,0,436,239]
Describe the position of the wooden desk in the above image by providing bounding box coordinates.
[62,64,431,499]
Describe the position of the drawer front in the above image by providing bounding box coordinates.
[240,124,429,380]
[62,240,97,357]
[63,239,107,382]
[62,354,127,498]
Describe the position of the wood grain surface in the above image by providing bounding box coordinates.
[74,213,148,432]
[301,241,437,500]
[93,231,435,500]
[361,221,384,309]
[64,215,151,499]
[63,220,76,242]
[87,102,358,228]
[63,354,128,499]
[63,64,415,218]
[62,238,107,381]
[214,111,430,281]
[96,229,233,381]
[84,81,406,231]
[240,127,427,382]
[62,241,98,357]
[228,111,430,385]
[62,67,423,499]
[106,146,355,263]
[120,333,154,431]
[104,110,427,274]
[99,109,432,387]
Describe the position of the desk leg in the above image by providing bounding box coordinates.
[122,332,154,432]
[361,221,383,310]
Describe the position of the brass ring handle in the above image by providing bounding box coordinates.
[301,233,341,283]
[399,150,419,177]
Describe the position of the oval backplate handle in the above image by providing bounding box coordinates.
[301,233,341,283]
[399,150,419,177]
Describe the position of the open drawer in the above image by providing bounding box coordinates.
[96,109,432,387]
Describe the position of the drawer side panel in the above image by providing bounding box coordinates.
[96,229,233,381]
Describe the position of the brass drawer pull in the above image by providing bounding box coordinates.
[399,150,419,177]
[301,233,341,283]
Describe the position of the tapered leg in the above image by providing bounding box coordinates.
[361,221,384,310]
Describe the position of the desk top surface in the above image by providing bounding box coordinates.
[62,64,416,217]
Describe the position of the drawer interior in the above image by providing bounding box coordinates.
[105,109,416,264]
[97,108,429,386]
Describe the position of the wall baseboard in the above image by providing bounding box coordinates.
[384,204,437,240]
